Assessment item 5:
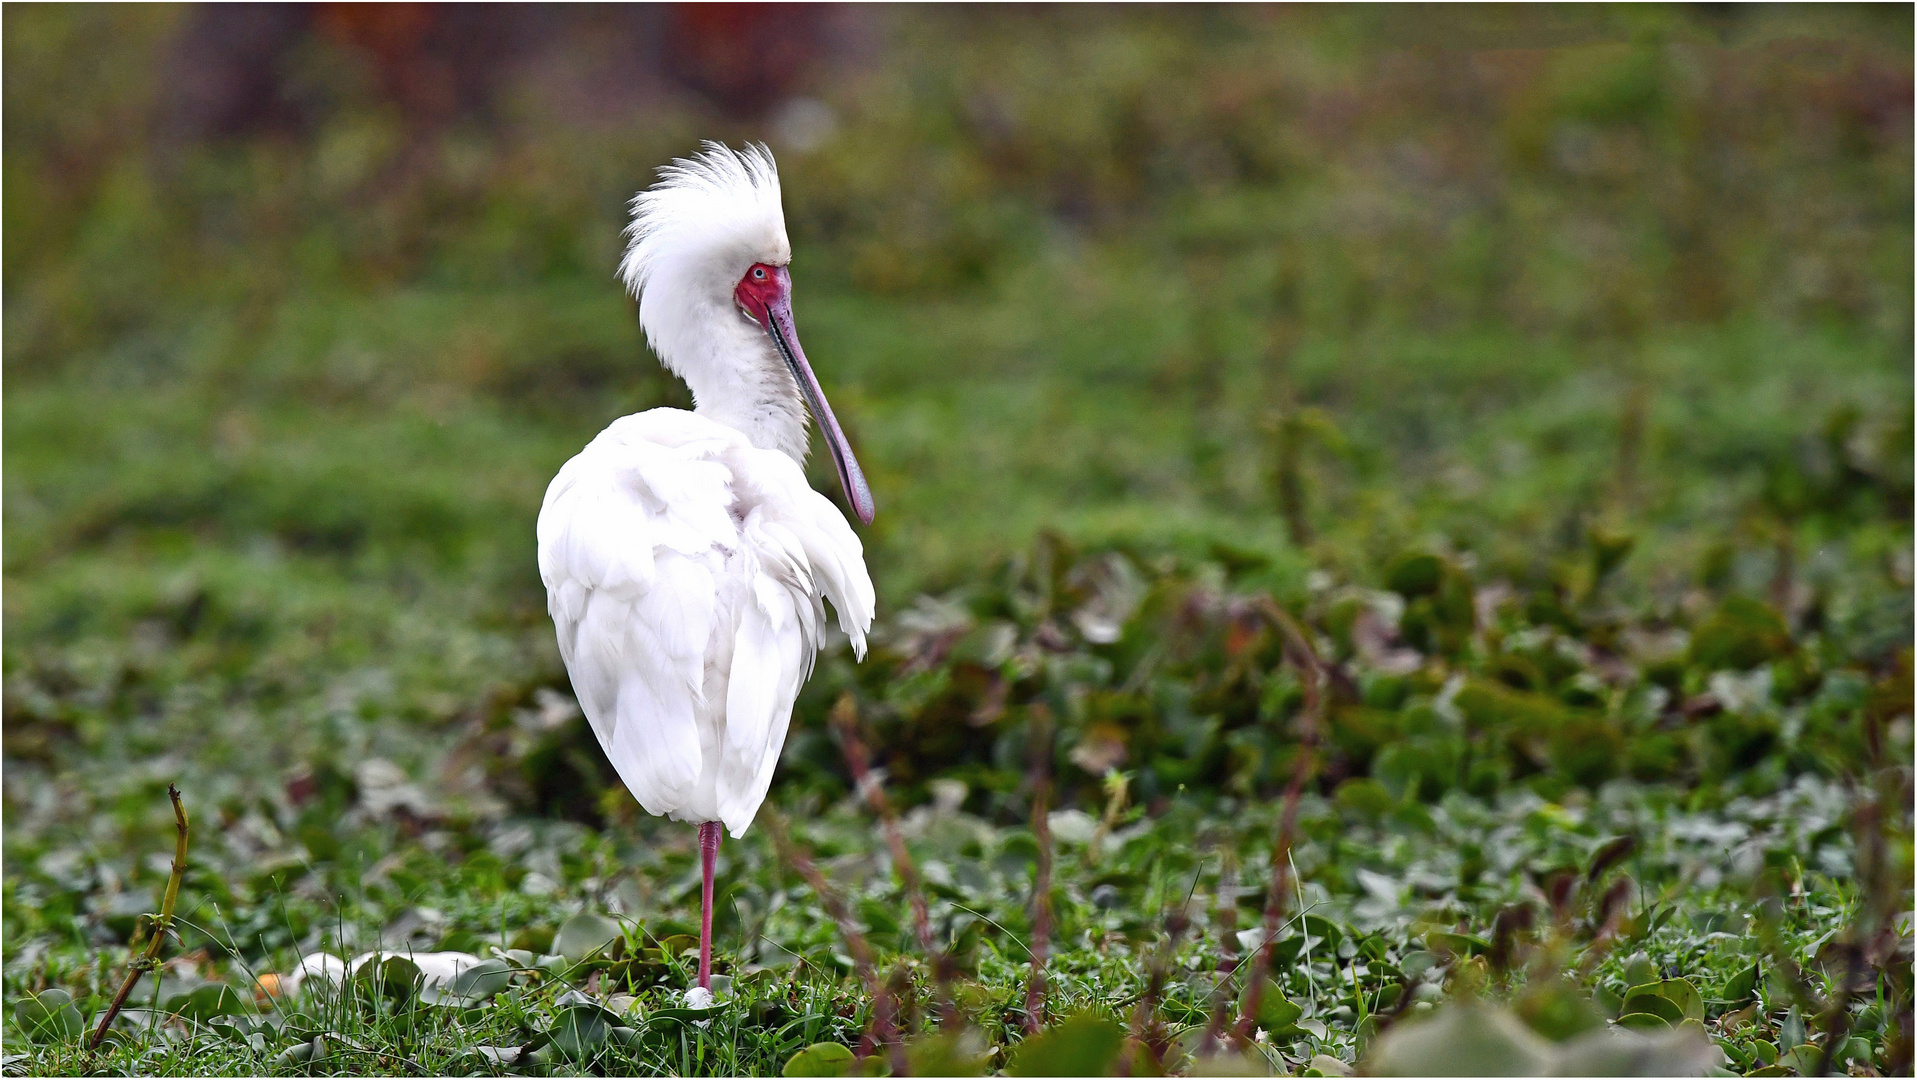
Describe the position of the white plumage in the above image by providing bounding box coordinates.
[537,409,871,835]
[535,143,876,847]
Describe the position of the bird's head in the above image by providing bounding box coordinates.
[619,142,874,526]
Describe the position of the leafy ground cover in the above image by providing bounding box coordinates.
[2,755,1900,1076]
[6,546,1910,1075]
[4,5,1912,1076]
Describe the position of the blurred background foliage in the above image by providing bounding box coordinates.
[6,3,1909,825]
[4,5,1911,1074]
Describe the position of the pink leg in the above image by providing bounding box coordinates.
[698,820,721,990]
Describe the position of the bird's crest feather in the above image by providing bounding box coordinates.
[619,141,788,300]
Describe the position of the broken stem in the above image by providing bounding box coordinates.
[90,784,189,1052]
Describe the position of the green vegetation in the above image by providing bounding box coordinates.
[4,5,1910,1076]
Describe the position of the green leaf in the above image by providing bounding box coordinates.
[647,1004,726,1027]
[1424,931,1490,958]
[1333,779,1396,819]
[783,1041,857,1077]
[1240,980,1303,1035]
[208,1016,264,1042]
[1399,950,1440,979]
[1615,1010,1673,1030]
[1385,552,1446,598]
[1721,963,1758,1003]
[554,910,624,961]
[333,956,423,1016]
[420,958,513,1006]
[1363,1002,1555,1077]
[906,1030,993,1077]
[1775,1044,1824,1074]
[352,956,423,1005]
[448,957,513,998]
[1621,952,1658,989]
[1688,910,1731,934]
[1515,980,1604,1042]
[1299,915,1345,950]
[549,1004,612,1059]
[1619,993,1682,1025]
[14,989,85,1043]
[469,1045,526,1066]
[655,933,698,959]
[1591,983,1624,1019]
[1689,596,1791,671]
[1622,978,1703,1022]
[1008,1013,1126,1077]
[1551,1024,1722,1074]
[271,1040,319,1067]
[1589,526,1636,581]
[1189,1051,1268,1075]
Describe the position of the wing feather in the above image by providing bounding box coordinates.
[537,408,875,834]
[724,446,876,656]
[539,414,734,818]
[717,570,808,835]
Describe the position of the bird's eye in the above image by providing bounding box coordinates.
[752,267,767,280]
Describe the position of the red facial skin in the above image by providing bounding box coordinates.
[733,261,787,322]
[728,259,878,526]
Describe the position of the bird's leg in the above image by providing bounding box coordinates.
[697,820,720,990]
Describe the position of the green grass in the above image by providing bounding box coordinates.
[5,771,1892,1076]
[4,4,1911,1076]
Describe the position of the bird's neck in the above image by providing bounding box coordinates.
[666,310,810,462]
[692,369,808,462]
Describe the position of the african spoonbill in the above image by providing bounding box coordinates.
[537,142,875,1004]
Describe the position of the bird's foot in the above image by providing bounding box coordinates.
[683,986,714,1009]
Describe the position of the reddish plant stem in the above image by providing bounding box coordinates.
[1235,598,1323,1045]
[1024,706,1055,1035]
[1199,848,1242,1055]
[1814,792,1897,1077]
[879,964,911,1077]
[763,811,896,1057]
[1120,905,1191,1076]
[831,695,958,1020]
[1565,877,1637,986]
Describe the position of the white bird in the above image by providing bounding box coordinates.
[536,143,876,999]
